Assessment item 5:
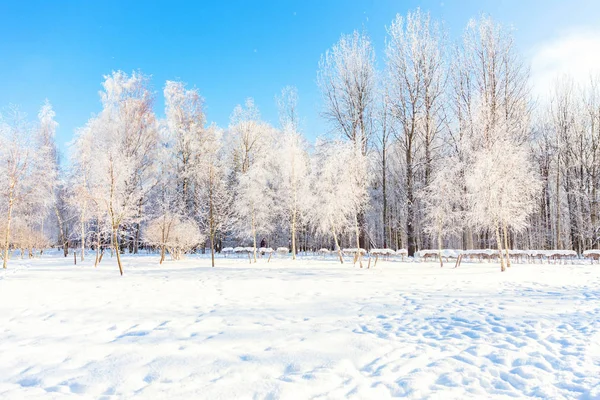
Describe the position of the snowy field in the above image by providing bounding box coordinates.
[1,253,599,399]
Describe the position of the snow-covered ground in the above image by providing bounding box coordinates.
[1,253,599,399]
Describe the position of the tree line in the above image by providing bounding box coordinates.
[1,10,598,273]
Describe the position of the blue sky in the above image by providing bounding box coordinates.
[1,0,599,154]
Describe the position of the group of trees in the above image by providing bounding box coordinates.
[317,11,542,271]
[1,10,598,273]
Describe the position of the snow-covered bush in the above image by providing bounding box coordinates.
[145,216,203,262]
[370,248,396,256]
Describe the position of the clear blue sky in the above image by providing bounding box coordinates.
[1,0,598,154]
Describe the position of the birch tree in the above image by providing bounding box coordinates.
[0,107,54,268]
[420,159,464,267]
[466,139,541,271]
[164,80,205,217]
[310,140,369,265]
[229,99,274,262]
[79,71,158,275]
[318,30,376,263]
[386,9,446,256]
[275,86,311,259]
[195,125,231,267]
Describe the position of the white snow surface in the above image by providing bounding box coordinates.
[1,253,600,399]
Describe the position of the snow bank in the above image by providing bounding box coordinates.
[342,248,367,255]
[369,248,396,256]
[527,249,577,258]
[416,249,580,262]
[417,249,461,259]
[583,250,600,256]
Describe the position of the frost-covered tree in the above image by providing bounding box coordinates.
[164,80,205,216]
[318,30,375,257]
[147,121,184,264]
[69,122,94,261]
[70,120,115,266]
[318,31,375,154]
[420,159,464,267]
[444,15,529,253]
[195,125,231,267]
[274,86,311,259]
[145,215,203,261]
[273,126,311,260]
[374,91,395,249]
[0,106,56,268]
[228,99,275,262]
[386,9,447,256]
[310,140,369,265]
[466,139,541,271]
[77,71,158,275]
[458,15,531,149]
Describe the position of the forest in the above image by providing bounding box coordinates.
[1,10,598,274]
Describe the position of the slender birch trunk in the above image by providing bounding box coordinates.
[2,189,14,269]
[209,170,216,268]
[160,245,166,264]
[54,203,68,257]
[494,220,506,272]
[94,216,101,267]
[438,225,443,268]
[291,210,297,260]
[332,225,343,264]
[354,213,363,268]
[251,202,257,263]
[80,204,86,261]
[160,222,166,264]
[502,220,511,268]
[113,226,124,276]
[291,152,298,260]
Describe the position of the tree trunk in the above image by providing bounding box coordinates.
[209,173,216,268]
[406,155,416,257]
[495,221,506,272]
[556,156,561,249]
[133,222,140,255]
[160,245,165,264]
[80,206,86,261]
[438,227,443,268]
[251,205,257,263]
[113,227,124,275]
[54,203,68,257]
[210,231,215,268]
[503,220,511,268]
[354,213,363,268]
[94,215,102,267]
[159,222,166,264]
[291,206,297,261]
[2,195,14,269]
[332,224,343,264]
